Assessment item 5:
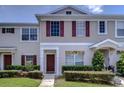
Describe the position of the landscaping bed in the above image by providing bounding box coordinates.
[0,78,41,87]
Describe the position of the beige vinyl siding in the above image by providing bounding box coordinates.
[40,20,124,43]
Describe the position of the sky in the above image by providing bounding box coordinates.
[0,5,124,23]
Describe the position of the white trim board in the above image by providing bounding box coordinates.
[40,43,93,46]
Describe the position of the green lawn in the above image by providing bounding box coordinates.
[54,77,114,87]
[0,78,41,87]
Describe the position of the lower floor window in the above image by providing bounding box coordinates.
[21,55,37,65]
[25,55,34,65]
[65,51,84,65]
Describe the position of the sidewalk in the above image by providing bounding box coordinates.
[39,74,55,87]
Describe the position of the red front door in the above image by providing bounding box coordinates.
[46,54,55,73]
[4,55,12,70]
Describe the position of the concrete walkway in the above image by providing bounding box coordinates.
[39,74,55,87]
[118,77,124,87]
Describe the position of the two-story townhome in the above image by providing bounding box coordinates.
[0,6,124,76]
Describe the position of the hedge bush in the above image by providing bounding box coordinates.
[0,70,18,78]
[0,70,43,79]
[116,52,124,76]
[62,65,93,73]
[6,65,40,71]
[64,71,115,84]
[92,50,104,71]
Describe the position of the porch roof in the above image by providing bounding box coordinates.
[89,39,120,50]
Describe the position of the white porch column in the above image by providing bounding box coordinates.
[0,54,2,70]
[12,53,15,65]
[109,50,118,66]
[1,54,4,70]
[40,48,44,74]
[56,48,59,76]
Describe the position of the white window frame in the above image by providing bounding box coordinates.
[50,21,60,37]
[98,20,107,35]
[115,20,124,38]
[20,27,39,42]
[65,53,75,65]
[65,51,84,65]
[76,21,85,37]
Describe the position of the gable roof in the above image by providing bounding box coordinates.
[89,39,120,49]
[47,5,90,14]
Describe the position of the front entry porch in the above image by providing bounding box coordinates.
[90,39,120,70]
[40,47,59,75]
[0,47,16,70]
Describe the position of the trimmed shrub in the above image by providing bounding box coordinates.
[64,71,115,84]
[0,70,43,79]
[33,65,40,70]
[92,50,104,71]
[6,65,40,71]
[116,52,124,76]
[0,70,19,78]
[25,65,34,71]
[6,65,25,70]
[27,71,43,79]
[62,65,93,73]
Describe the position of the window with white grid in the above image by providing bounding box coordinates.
[117,21,124,37]
[76,21,85,37]
[22,28,37,41]
[51,21,60,36]
[65,51,84,65]
[25,55,34,65]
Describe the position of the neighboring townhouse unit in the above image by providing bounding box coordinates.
[0,23,40,70]
[0,6,124,76]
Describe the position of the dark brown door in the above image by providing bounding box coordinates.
[46,54,55,73]
[4,55,12,70]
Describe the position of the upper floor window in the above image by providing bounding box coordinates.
[116,21,124,38]
[98,21,107,35]
[22,28,37,41]
[66,11,72,15]
[2,28,15,34]
[51,21,60,36]
[76,21,85,37]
